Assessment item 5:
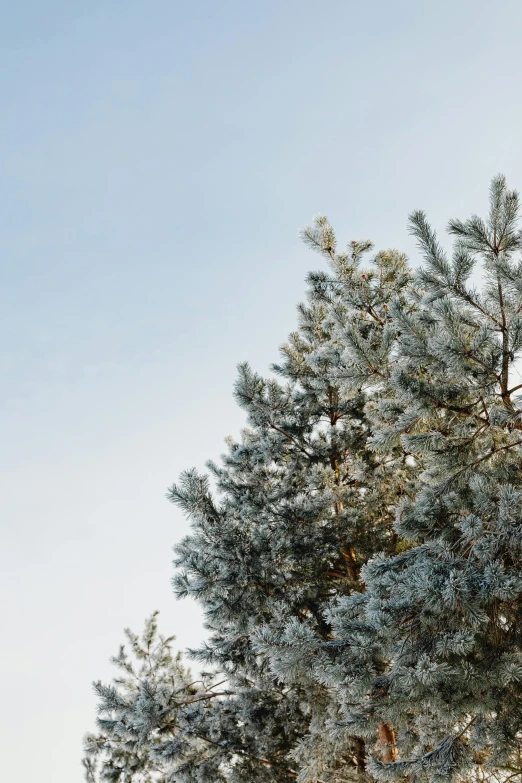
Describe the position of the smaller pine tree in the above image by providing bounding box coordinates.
[83,614,313,782]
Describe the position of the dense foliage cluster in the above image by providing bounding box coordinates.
[85,177,522,783]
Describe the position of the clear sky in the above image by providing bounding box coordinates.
[2,1,522,780]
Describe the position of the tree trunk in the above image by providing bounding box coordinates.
[378,721,398,763]
[355,737,366,773]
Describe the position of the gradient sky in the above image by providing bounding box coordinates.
[3,1,522,780]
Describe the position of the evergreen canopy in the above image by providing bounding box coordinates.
[85,176,522,783]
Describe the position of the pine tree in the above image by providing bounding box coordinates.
[85,219,413,782]
[83,613,312,782]
[168,220,414,781]
[320,176,522,783]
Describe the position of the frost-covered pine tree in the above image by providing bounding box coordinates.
[363,175,522,783]
[85,220,413,782]
[167,225,414,781]
[281,176,522,783]
[83,613,312,782]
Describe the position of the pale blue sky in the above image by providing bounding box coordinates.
[2,1,522,780]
